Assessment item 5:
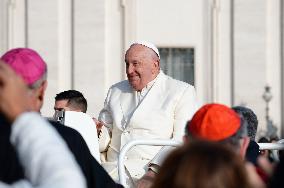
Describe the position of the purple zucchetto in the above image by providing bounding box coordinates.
[0,48,47,85]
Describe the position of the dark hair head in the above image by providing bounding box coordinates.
[152,141,252,188]
[258,137,269,143]
[55,90,87,113]
[232,106,258,141]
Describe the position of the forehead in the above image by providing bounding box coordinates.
[55,99,69,107]
[125,44,153,60]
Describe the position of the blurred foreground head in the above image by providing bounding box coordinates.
[153,141,252,188]
[1,48,48,111]
[185,103,249,157]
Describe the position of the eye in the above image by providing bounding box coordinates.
[132,61,140,66]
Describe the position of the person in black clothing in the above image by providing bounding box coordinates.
[0,48,123,188]
[269,154,284,188]
[0,62,85,188]
[0,115,121,188]
[50,120,121,188]
[0,114,24,184]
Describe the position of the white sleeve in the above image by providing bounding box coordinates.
[9,112,86,188]
[148,85,199,169]
[148,146,177,168]
[172,85,198,140]
[98,88,113,152]
[98,126,111,152]
[98,88,113,129]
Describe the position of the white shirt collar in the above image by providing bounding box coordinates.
[136,71,161,104]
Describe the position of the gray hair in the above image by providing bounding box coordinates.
[28,70,47,89]
[232,106,258,141]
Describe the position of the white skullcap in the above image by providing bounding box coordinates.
[131,41,160,59]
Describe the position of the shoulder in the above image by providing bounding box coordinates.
[49,120,80,136]
[107,80,132,95]
[162,73,195,93]
[48,120,93,161]
[48,120,88,149]
[110,80,130,90]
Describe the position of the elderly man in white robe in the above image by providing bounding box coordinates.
[97,41,198,187]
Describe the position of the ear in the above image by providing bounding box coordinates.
[156,59,160,67]
[35,80,47,110]
[152,59,160,74]
[38,80,47,100]
[154,59,160,69]
[239,136,250,159]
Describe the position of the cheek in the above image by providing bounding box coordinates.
[144,68,154,77]
[133,68,142,76]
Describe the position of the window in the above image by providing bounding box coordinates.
[158,48,194,85]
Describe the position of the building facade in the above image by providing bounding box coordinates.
[0,0,283,138]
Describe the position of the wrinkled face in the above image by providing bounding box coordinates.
[125,44,159,91]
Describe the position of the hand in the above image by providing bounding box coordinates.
[257,155,275,176]
[92,117,104,136]
[93,118,104,130]
[0,61,32,122]
[136,170,156,188]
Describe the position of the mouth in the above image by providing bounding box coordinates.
[127,75,139,81]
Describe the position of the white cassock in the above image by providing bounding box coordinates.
[98,71,198,186]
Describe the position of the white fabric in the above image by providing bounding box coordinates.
[149,146,177,168]
[132,41,160,59]
[98,71,198,185]
[64,111,101,163]
[0,112,86,188]
[135,75,157,105]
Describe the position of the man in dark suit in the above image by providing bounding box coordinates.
[0,48,122,188]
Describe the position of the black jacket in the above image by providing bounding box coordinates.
[245,140,260,165]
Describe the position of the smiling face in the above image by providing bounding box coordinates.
[125,44,160,91]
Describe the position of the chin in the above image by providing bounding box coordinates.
[130,83,140,91]
[130,84,138,90]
